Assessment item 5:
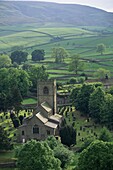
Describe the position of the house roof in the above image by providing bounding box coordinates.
[41,102,52,113]
[36,112,48,124]
[49,114,62,123]
[45,121,58,129]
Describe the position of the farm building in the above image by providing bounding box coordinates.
[18,79,63,142]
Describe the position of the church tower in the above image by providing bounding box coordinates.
[37,79,57,114]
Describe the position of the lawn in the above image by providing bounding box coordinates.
[22,98,37,105]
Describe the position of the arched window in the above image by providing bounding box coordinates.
[33,125,39,134]
[43,86,49,95]
[22,131,24,136]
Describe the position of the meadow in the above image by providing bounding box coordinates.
[1,24,113,81]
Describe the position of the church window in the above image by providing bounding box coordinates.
[33,125,39,134]
[22,130,24,136]
[43,86,49,95]
[47,130,50,135]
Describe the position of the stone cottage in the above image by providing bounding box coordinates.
[18,80,63,142]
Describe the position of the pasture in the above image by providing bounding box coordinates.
[0,24,113,80]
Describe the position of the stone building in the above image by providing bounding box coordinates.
[18,80,63,142]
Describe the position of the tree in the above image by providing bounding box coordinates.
[98,127,112,142]
[69,54,84,74]
[100,94,113,129]
[81,135,95,151]
[31,49,45,62]
[77,140,113,170]
[0,54,11,68]
[89,87,105,123]
[60,125,76,147]
[16,140,61,170]
[10,51,28,64]
[70,85,81,106]
[28,65,48,89]
[0,68,30,111]
[95,68,110,80]
[54,145,73,169]
[46,136,73,169]
[97,43,106,55]
[0,126,12,150]
[73,83,94,115]
[51,47,69,63]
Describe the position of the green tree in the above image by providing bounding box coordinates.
[10,51,28,64]
[100,94,113,129]
[46,136,73,169]
[70,85,81,106]
[98,127,112,142]
[89,87,105,123]
[0,54,11,68]
[0,68,30,110]
[69,54,84,74]
[74,83,94,114]
[95,68,110,80]
[54,145,73,169]
[60,125,76,147]
[16,140,61,170]
[52,47,69,63]
[77,140,113,170]
[31,49,45,61]
[81,135,95,151]
[8,68,31,97]
[0,126,12,150]
[28,65,48,89]
[107,85,113,95]
[97,43,106,55]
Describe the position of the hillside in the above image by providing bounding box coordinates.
[0,1,113,27]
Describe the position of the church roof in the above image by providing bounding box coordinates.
[41,102,52,112]
[36,112,48,123]
[45,121,58,129]
[36,112,58,129]
[49,114,62,123]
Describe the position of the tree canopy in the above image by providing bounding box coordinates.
[71,83,94,115]
[16,139,61,170]
[31,49,45,61]
[46,136,73,169]
[10,50,28,64]
[89,87,105,123]
[0,126,12,150]
[97,43,106,55]
[60,125,76,147]
[77,140,113,170]
[0,54,11,68]
[52,47,69,63]
[28,65,48,89]
[98,127,112,142]
[95,68,110,80]
[69,54,84,74]
[0,68,30,111]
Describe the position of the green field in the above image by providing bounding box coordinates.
[1,24,113,80]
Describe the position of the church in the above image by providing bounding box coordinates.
[18,79,63,142]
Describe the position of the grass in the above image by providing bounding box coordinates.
[63,107,104,147]
[1,25,113,81]
[0,151,15,162]
[22,98,37,105]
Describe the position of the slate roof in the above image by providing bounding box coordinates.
[36,112,48,124]
[41,102,52,112]
[45,121,58,129]
[49,114,62,123]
